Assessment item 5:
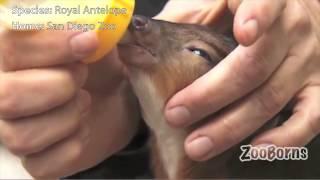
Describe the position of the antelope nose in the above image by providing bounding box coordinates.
[131,15,149,31]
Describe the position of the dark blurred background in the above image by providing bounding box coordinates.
[134,0,167,17]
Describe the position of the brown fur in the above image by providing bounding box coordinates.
[119,16,237,179]
[118,16,302,179]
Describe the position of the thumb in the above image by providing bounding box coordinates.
[233,0,286,46]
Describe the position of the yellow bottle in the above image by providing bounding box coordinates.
[0,0,135,63]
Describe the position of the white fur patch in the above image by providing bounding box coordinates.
[129,70,186,179]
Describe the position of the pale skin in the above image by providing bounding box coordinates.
[157,0,320,161]
[0,30,140,179]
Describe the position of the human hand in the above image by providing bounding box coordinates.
[157,0,320,161]
[0,29,140,178]
[155,0,228,25]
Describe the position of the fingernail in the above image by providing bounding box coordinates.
[70,32,98,58]
[243,19,259,43]
[187,136,214,160]
[166,106,191,127]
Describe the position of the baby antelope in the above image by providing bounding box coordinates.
[118,15,297,179]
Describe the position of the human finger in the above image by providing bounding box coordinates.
[0,63,87,119]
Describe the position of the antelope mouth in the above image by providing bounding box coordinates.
[118,31,157,68]
[119,31,156,57]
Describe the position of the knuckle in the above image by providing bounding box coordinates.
[286,3,311,36]
[299,38,319,71]
[22,154,55,179]
[4,132,31,156]
[28,171,48,180]
[255,84,285,117]
[308,38,320,62]
[66,126,92,163]
[0,122,35,156]
[43,70,80,108]
[54,69,78,96]
[308,110,320,136]
[68,140,84,163]
[65,117,82,137]
[24,163,53,180]
[77,90,91,113]
[0,80,20,118]
[71,63,88,87]
[56,68,75,85]
[45,33,75,63]
[221,119,238,146]
[78,125,91,143]
[0,42,16,71]
[58,94,90,137]
[234,51,270,85]
[314,40,320,61]
[308,120,319,138]
[228,0,242,14]
[255,1,272,19]
[48,43,68,61]
[254,0,286,27]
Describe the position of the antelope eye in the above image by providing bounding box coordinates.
[187,47,212,62]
